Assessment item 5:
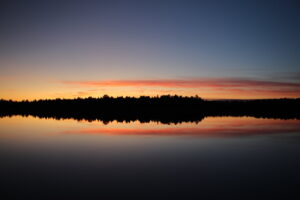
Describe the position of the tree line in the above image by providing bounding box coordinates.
[0,95,300,124]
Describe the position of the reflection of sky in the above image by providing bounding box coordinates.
[1,116,300,198]
[1,116,300,163]
[62,117,300,137]
[1,116,300,139]
[0,1,299,100]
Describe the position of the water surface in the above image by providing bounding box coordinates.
[1,116,300,199]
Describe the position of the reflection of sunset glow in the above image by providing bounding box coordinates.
[1,116,300,139]
[62,117,300,137]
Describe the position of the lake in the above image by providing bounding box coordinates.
[1,116,300,199]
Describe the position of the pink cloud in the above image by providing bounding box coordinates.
[62,78,300,88]
[61,78,300,98]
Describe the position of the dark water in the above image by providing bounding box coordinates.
[1,116,300,199]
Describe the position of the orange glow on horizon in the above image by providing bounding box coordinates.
[1,78,300,100]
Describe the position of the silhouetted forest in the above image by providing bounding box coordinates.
[0,95,300,124]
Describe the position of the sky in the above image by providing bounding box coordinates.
[0,0,299,100]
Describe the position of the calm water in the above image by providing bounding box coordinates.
[1,116,300,199]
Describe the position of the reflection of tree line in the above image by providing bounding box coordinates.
[0,96,299,124]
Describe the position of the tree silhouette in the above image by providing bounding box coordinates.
[0,96,299,124]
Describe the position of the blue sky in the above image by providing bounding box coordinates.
[0,0,299,99]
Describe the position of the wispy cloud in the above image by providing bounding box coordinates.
[62,78,300,88]
[61,78,300,98]
[271,72,300,82]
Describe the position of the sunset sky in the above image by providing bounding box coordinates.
[0,0,299,100]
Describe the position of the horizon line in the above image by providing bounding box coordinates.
[1,95,300,102]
